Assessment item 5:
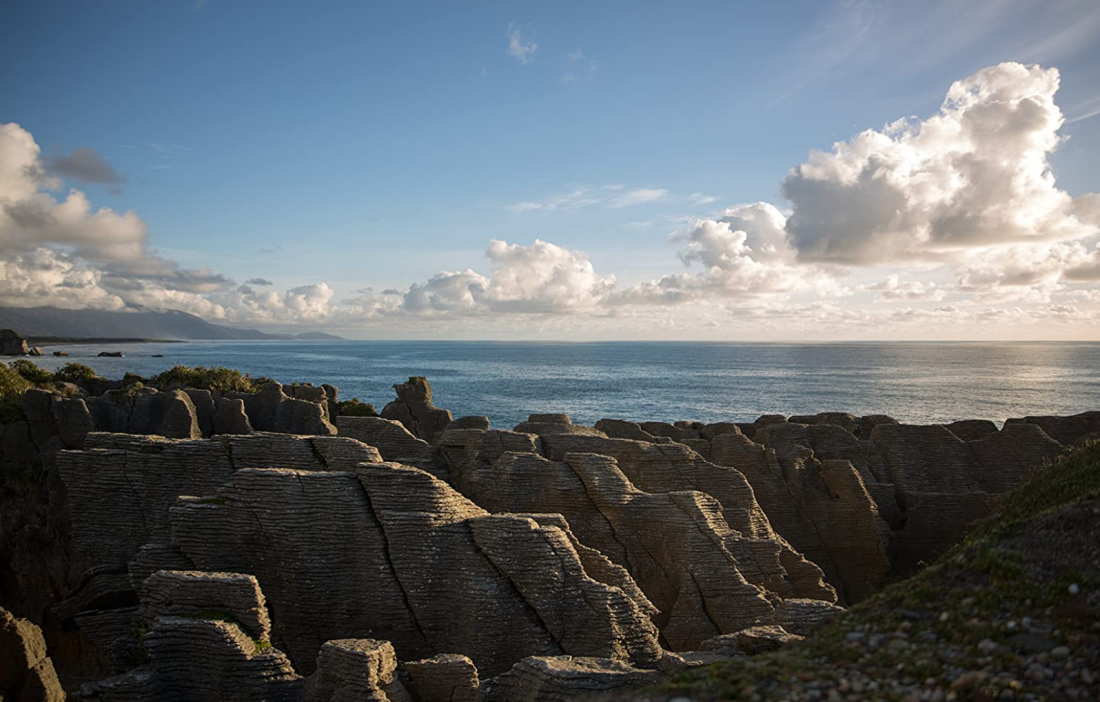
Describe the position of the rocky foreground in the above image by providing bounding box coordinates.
[0,363,1097,701]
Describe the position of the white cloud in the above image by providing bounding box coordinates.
[689,193,718,205]
[608,188,668,208]
[506,24,537,65]
[393,240,615,316]
[506,184,668,212]
[866,274,946,302]
[614,203,847,305]
[782,63,1097,265]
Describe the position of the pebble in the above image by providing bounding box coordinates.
[977,639,998,654]
[1050,646,1070,659]
[1068,583,1080,595]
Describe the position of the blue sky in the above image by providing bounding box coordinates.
[2,0,1100,339]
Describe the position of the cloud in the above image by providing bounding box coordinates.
[506,24,537,65]
[689,193,718,205]
[614,203,847,305]
[48,147,125,185]
[953,242,1091,301]
[608,188,668,208]
[398,239,615,315]
[562,49,598,82]
[783,63,1096,265]
[866,274,946,301]
[507,184,669,212]
[245,277,274,286]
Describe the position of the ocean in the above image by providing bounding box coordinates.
[23,340,1100,428]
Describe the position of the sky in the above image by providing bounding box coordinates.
[1,0,1100,340]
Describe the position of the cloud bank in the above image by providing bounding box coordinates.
[1,61,1097,338]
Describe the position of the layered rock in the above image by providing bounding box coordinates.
[466,449,831,649]
[380,377,452,444]
[167,462,663,677]
[334,416,448,481]
[0,328,30,356]
[228,383,336,436]
[0,606,65,702]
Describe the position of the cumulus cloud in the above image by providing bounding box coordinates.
[506,24,537,64]
[0,122,340,324]
[396,239,614,316]
[615,203,846,305]
[48,147,125,185]
[783,63,1097,265]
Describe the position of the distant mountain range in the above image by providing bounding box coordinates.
[0,306,344,341]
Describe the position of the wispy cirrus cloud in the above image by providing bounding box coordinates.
[505,184,669,212]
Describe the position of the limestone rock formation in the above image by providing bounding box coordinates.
[466,449,830,649]
[80,616,301,702]
[56,432,382,569]
[335,416,448,481]
[1005,410,1100,446]
[712,426,892,603]
[532,432,835,603]
[0,328,30,356]
[514,414,607,437]
[139,571,271,641]
[481,656,663,702]
[229,383,336,435]
[402,653,480,702]
[302,639,410,702]
[380,377,453,444]
[0,606,65,702]
[167,462,663,677]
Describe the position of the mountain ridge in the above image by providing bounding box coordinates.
[0,306,344,341]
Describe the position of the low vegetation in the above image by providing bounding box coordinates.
[0,364,33,423]
[52,362,98,385]
[149,365,275,393]
[337,397,378,417]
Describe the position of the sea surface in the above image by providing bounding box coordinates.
[24,340,1100,428]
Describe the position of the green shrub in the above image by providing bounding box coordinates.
[8,359,53,384]
[338,398,378,417]
[0,364,32,423]
[150,365,276,394]
[53,363,98,385]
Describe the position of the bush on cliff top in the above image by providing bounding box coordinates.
[0,364,32,423]
[52,362,98,385]
[337,398,378,417]
[150,365,275,394]
[8,359,53,385]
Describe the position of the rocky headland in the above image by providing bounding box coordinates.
[0,360,1097,701]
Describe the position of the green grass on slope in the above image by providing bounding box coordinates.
[649,440,1100,701]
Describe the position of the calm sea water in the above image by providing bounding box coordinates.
[24,341,1100,428]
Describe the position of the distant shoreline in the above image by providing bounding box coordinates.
[26,337,186,346]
